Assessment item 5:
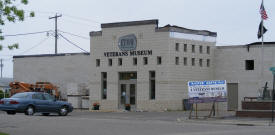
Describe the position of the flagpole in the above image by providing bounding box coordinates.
[261,0,264,88]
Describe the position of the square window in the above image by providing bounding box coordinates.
[245,60,254,70]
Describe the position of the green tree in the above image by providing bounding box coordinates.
[0,0,35,51]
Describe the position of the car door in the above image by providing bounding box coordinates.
[43,93,59,112]
[32,93,48,112]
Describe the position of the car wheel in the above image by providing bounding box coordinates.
[6,111,16,115]
[25,105,35,116]
[59,106,68,116]
[42,113,50,116]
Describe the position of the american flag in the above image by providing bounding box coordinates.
[260,1,268,20]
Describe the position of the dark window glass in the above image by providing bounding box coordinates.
[119,72,137,80]
[184,44,187,52]
[175,57,179,65]
[199,46,203,53]
[207,59,210,67]
[157,56,162,65]
[245,60,254,70]
[108,59,112,66]
[101,72,107,99]
[143,57,148,65]
[133,57,137,66]
[175,43,179,51]
[199,59,203,67]
[184,57,187,66]
[192,58,195,66]
[118,58,122,66]
[149,71,156,100]
[96,59,100,67]
[207,46,210,54]
[192,45,195,53]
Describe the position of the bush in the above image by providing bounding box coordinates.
[0,91,9,99]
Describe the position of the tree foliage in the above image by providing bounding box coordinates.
[0,0,35,51]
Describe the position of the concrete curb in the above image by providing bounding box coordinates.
[180,118,275,126]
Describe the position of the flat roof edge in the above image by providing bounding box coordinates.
[101,19,158,28]
[13,53,90,58]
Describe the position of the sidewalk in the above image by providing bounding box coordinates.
[180,111,275,126]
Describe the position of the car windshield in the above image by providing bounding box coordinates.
[11,93,30,99]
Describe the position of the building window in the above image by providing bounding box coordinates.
[184,57,187,66]
[133,57,137,66]
[175,57,179,65]
[149,71,155,100]
[192,58,195,66]
[192,45,195,53]
[207,46,210,54]
[199,59,203,67]
[108,59,112,66]
[157,56,162,65]
[199,46,203,53]
[184,44,187,52]
[96,59,100,67]
[118,58,122,66]
[207,59,210,67]
[175,43,179,51]
[245,60,254,70]
[101,72,107,99]
[143,57,148,65]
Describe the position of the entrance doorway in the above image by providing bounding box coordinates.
[227,83,238,111]
[119,72,137,109]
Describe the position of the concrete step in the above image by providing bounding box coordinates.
[236,110,275,118]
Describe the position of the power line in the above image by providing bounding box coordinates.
[59,34,89,53]
[1,36,51,61]
[2,30,52,37]
[62,14,101,24]
[58,30,89,40]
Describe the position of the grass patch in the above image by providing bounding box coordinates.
[0,132,9,135]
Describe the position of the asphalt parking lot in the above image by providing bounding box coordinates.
[1,110,275,135]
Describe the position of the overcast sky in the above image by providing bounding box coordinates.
[1,0,274,78]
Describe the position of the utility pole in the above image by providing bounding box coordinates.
[0,59,3,78]
[49,13,62,54]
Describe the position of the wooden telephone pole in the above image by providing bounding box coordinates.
[49,13,62,54]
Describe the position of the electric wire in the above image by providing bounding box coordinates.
[2,30,52,37]
[59,34,89,53]
[62,14,101,24]
[58,30,89,40]
[1,36,51,61]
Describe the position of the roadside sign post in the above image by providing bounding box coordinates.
[269,67,275,123]
[188,80,227,119]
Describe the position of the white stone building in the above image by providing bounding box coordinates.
[12,19,275,111]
